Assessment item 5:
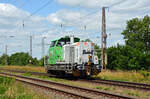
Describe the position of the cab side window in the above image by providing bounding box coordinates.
[56,41,65,47]
[56,42,62,46]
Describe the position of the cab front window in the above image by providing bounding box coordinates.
[50,41,56,47]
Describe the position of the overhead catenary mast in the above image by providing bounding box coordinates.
[42,37,46,58]
[101,7,108,69]
[30,35,32,57]
[5,45,8,65]
[29,35,32,64]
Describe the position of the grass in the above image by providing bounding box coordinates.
[39,76,66,82]
[0,66,45,73]
[0,76,12,95]
[95,70,150,84]
[0,76,48,99]
[23,72,32,76]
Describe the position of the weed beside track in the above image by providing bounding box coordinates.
[0,76,48,99]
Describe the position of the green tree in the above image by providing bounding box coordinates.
[32,58,39,66]
[39,57,44,66]
[0,54,9,65]
[122,15,150,52]
[9,52,30,66]
[94,44,101,59]
[122,16,150,70]
[107,45,129,70]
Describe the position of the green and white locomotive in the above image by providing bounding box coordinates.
[45,36,102,77]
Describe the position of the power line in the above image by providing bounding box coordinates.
[109,0,127,8]
[22,0,54,28]
[75,0,123,28]
[26,0,54,19]
[22,0,126,40]
[10,0,18,4]
[61,9,99,27]
[63,0,127,29]
[17,0,30,9]
[67,1,125,32]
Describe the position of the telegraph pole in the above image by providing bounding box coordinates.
[101,7,108,69]
[42,37,46,58]
[5,45,8,65]
[29,35,32,64]
[30,35,32,57]
[4,36,14,65]
[42,37,44,58]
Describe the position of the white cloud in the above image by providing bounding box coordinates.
[0,3,50,35]
[0,3,29,17]
[47,9,86,26]
[58,0,127,8]
[47,13,62,24]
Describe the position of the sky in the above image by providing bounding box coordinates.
[0,0,150,59]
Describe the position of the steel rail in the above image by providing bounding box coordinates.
[80,79,150,91]
[17,79,91,99]
[0,69,48,76]
[0,72,134,99]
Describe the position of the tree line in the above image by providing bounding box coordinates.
[0,52,44,66]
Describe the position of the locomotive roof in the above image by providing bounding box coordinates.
[52,36,80,42]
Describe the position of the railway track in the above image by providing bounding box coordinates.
[80,79,150,91]
[0,72,134,99]
[1,68,150,91]
[0,68,49,76]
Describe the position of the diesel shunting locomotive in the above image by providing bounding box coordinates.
[45,36,102,77]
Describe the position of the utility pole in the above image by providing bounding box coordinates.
[30,35,32,57]
[41,37,45,58]
[101,7,108,69]
[5,45,8,65]
[29,35,32,64]
[4,36,14,65]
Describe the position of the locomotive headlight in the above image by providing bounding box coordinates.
[96,65,99,68]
